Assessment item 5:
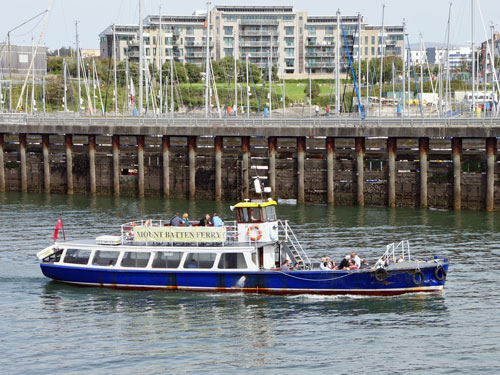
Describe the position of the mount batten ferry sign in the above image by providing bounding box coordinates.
[133,226,227,243]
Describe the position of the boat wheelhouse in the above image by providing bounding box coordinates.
[38,199,448,295]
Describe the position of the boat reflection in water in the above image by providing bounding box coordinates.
[38,199,448,296]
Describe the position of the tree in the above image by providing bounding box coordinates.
[304,81,321,99]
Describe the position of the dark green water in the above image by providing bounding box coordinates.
[1,192,500,374]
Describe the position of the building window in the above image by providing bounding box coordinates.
[186,37,195,46]
[324,37,334,45]
[144,37,150,45]
[225,48,233,56]
[365,47,368,55]
[371,47,375,55]
[365,36,368,44]
[224,26,233,35]
[153,36,157,45]
[285,26,294,36]
[186,26,194,35]
[307,26,316,35]
[224,37,233,47]
[326,26,334,35]
[285,58,294,67]
[285,48,294,57]
[285,37,294,47]
[371,36,375,44]
[146,48,150,56]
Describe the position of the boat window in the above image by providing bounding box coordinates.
[238,207,262,223]
[251,251,257,266]
[183,252,217,269]
[152,252,183,268]
[266,206,276,221]
[63,249,91,265]
[92,251,120,266]
[218,253,247,269]
[121,252,151,268]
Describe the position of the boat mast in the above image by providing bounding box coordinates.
[420,34,424,111]
[234,55,238,116]
[268,33,272,117]
[471,0,475,113]
[246,54,250,117]
[358,12,362,116]
[159,6,163,116]
[402,19,406,117]
[335,10,340,116]
[113,24,118,114]
[170,45,174,115]
[205,1,211,117]
[446,2,451,115]
[63,58,67,112]
[491,23,496,115]
[139,0,144,115]
[31,38,35,114]
[379,4,385,116]
[76,21,81,114]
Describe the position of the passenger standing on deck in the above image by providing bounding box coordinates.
[199,214,212,226]
[182,213,190,226]
[170,212,184,226]
[212,213,223,227]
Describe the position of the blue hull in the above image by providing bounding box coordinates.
[40,263,448,296]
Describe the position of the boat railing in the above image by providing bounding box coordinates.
[120,220,239,246]
[278,220,313,269]
[376,240,411,267]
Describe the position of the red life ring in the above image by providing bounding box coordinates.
[247,225,263,241]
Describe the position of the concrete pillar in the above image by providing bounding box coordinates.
[452,137,462,210]
[19,133,27,193]
[419,137,429,208]
[387,137,397,207]
[112,135,120,197]
[355,137,365,206]
[486,137,497,212]
[215,136,223,201]
[268,136,277,196]
[297,136,306,204]
[88,135,96,195]
[326,137,335,205]
[65,134,74,195]
[0,134,5,192]
[162,136,170,198]
[188,136,197,200]
[241,136,250,199]
[137,135,145,198]
[42,134,50,193]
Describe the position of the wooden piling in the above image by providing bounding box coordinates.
[188,136,197,200]
[42,134,50,193]
[419,137,429,208]
[241,136,250,199]
[137,135,145,198]
[19,134,27,193]
[162,136,170,198]
[65,134,74,195]
[297,136,306,204]
[268,136,277,196]
[88,135,96,195]
[112,135,120,197]
[486,137,497,211]
[215,136,223,201]
[326,137,335,205]
[452,137,462,210]
[387,137,397,207]
[355,137,365,206]
[0,134,5,192]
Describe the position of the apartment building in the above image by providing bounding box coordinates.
[99,5,404,77]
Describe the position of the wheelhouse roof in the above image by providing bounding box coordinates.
[233,200,277,208]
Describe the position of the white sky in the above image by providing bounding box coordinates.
[1,0,499,50]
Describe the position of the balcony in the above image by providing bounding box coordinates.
[240,51,279,58]
[239,19,279,26]
[239,30,278,37]
[306,61,335,68]
[305,52,334,58]
[240,41,276,47]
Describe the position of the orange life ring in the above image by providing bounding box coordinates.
[130,222,137,227]
[247,225,263,241]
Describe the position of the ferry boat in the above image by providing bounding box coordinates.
[37,199,449,296]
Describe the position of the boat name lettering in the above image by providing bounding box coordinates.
[133,227,226,243]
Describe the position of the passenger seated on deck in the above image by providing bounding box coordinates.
[338,255,351,270]
[351,252,361,268]
[360,259,370,269]
[212,213,223,227]
[293,263,301,271]
[187,259,198,268]
[199,214,212,227]
[170,212,185,227]
[385,256,393,267]
[397,255,404,263]
[348,259,359,270]
[182,213,190,226]
[280,260,291,272]
[320,261,332,271]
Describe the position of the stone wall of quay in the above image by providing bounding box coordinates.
[0,133,498,210]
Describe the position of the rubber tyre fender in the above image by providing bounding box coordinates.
[412,271,425,286]
[374,268,388,282]
[434,265,447,281]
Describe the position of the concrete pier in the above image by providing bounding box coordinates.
[241,136,250,199]
[19,133,27,192]
[387,137,397,207]
[486,137,497,212]
[452,137,462,210]
[162,136,170,198]
[268,136,277,196]
[355,137,365,206]
[0,134,4,192]
[42,135,50,193]
[65,134,73,195]
[137,135,145,198]
[297,136,306,204]
[214,136,223,201]
[88,135,96,195]
[326,137,335,205]
[419,137,429,208]
[112,135,120,197]
[188,136,197,200]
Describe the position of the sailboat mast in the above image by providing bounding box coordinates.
[268,34,272,116]
[471,0,475,113]
[63,58,67,112]
[205,1,211,117]
[234,56,238,116]
[402,19,406,117]
[159,6,163,115]
[113,24,118,114]
[76,21,81,114]
[139,0,144,115]
[358,13,362,116]
[379,4,385,116]
[335,10,340,116]
[246,54,250,117]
